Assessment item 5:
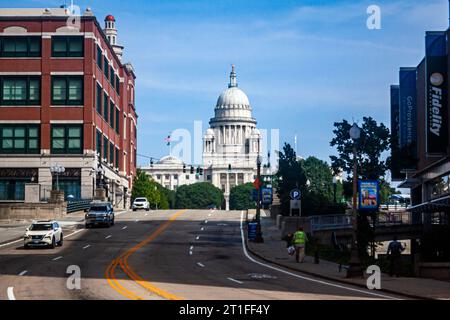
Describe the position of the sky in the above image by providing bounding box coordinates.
[4,0,450,169]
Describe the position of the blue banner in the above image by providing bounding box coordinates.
[425,32,448,155]
[390,85,403,180]
[399,67,417,159]
[358,180,379,211]
[248,222,258,241]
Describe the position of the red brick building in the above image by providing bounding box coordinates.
[0,8,137,208]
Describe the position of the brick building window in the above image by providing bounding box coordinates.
[0,36,41,57]
[96,45,103,70]
[96,129,102,159]
[115,148,120,170]
[51,36,83,57]
[104,56,109,78]
[0,124,39,154]
[51,76,83,106]
[110,66,114,85]
[96,83,102,114]
[51,125,82,154]
[115,76,120,95]
[103,136,108,161]
[109,142,114,166]
[110,101,115,128]
[103,93,109,122]
[115,109,120,134]
[0,76,40,105]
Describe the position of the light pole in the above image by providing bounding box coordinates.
[347,123,363,278]
[50,165,65,191]
[255,155,264,243]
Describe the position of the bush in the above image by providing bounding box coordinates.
[230,183,256,210]
[175,182,224,209]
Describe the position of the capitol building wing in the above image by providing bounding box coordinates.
[203,66,261,210]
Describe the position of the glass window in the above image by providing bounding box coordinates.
[51,76,83,105]
[104,56,109,78]
[51,125,82,154]
[0,125,39,154]
[115,148,120,169]
[110,66,114,84]
[110,142,114,165]
[103,136,108,160]
[0,36,41,57]
[96,45,103,70]
[28,37,41,56]
[28,78,40,102]
[52,36,83,57]
[110,101,114,128]
[115,109,120,134]
[1,76,40,105]
[96,84,102,114]
[96,130,102,158]
[115,76,120,94]
[103,93,109,122]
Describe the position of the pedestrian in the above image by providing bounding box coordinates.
[282,233,295,256]
[293,227,308,263]
[387,235,405,277]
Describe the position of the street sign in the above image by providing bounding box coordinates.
[248,222,258,241]
[290,200,301,216]
[290,189,301,200]
[253,178,262,190]
[262,188,273,205]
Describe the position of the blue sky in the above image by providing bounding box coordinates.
[5,0,450,169]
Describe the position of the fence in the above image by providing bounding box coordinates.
[310,214,352,231]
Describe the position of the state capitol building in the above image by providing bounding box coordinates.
[142,66,263,210]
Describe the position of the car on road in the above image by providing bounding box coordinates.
[24,220,63,249]
[132,197,150,211]
[85,202,115,228]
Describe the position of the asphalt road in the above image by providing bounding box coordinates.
[0,209,408,300]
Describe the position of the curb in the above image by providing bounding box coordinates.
[243,226,433,300]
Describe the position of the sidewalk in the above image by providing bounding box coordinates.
[0,211,86,245]
[246,215,450,300]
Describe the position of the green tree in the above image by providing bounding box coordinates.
[330,117,390,180]
[276,143,307,215]
[230,183,256,210]
[175,182,224,209]
[156,184,176,209]
[131,169,161,208]
[302,156,334,202]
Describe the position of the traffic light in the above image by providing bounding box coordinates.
[199,168,203,176]
[183,165,186,173]
[190,166,194,174]
[228,164,232,171]
[196,167,200,174]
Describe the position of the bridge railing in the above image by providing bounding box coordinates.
[310,214,352,231]
[67,200,92,214]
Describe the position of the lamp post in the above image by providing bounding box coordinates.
[50,165,65,191]
[255,155,264,243]
[347,123,363,278]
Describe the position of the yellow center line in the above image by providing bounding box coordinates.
[105,210,187,300]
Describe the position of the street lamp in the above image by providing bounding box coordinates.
[255,155,264,243]
[347,123,363,278]
[50,165,65,191]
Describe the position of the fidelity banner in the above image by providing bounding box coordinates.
[390,85,403,180]
[399,67,417,156]
[425,32,448,155]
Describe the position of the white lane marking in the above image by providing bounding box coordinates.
[196,236,200,240]
[18,270,27,276]
[83,245,91,250]
[52,256,63,261]
[197,262,205,268]
[105,235,112,239]
[65,229,85,239]
[135,219,139,223]
[122,226,128,230]
[190,246,194,251]
[7,287,15,300]
[0,239,22,248]
[228,277,244,284]
[239,211,400,300]
[204,220,208,224]
[201,227,205,231]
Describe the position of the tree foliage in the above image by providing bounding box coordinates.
[131,169,161,208]
[330,117,390,180]
[175,182,224,209]
[230,183,256,210]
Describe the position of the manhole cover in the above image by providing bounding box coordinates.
[247,273,278,280]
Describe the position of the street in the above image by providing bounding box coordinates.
[0,210,406,300]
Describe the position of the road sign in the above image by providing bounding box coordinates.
[253,178,262,190]
[262,188,273,205]
[248,222,258,241]
[290,189,301,200]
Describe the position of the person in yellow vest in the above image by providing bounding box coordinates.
[293,227,308,263]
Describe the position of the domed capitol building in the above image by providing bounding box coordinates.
[143,66,262,210]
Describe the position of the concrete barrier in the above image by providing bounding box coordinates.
[0,203,67,221]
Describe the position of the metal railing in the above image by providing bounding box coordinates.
[67,200,92,214]
[310,214,352,231]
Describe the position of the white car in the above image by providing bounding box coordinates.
[132,197,150,211]
[24,221,63,249]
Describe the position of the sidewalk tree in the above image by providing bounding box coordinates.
[131,169,161,208]
[230,183,256,210]
[301,156,334,202]
[156,183,176,209]
[175,182,223,209]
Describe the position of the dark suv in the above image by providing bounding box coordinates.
[85,202,115,228]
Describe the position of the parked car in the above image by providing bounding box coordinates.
[85,202,115,228]
[132,197,150,211]
[24,220,63,249]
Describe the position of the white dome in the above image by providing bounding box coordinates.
[205,128,215,136]
[251,128,261,136]
[157,155,183,165]
[216,87,250,109]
